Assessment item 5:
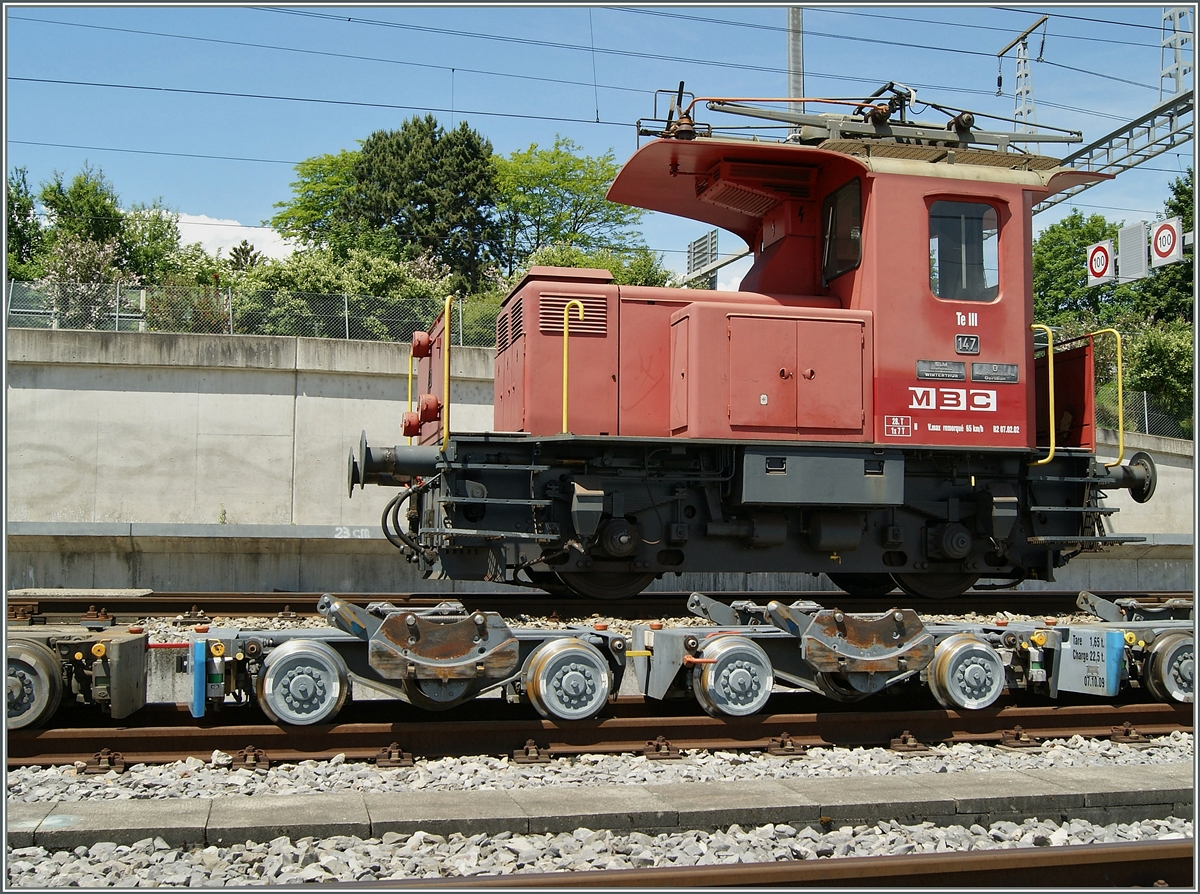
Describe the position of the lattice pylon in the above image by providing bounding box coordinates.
[1014,39,1037,134]
[1161,6,1194,100]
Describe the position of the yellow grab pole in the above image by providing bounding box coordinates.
[1030,324,1055,466]
[562,300,585,433]
[1088,328,1124,468]
[441,294,452,452]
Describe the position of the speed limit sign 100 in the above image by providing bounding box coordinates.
[1151,217,1183,268]
[1087,240,1114,285]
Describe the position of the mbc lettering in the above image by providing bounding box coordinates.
[908,387,997,411]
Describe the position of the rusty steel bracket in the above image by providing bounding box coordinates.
[801,608,935,682]
[1110,722,1153,748]
[766,732,806,758]
[235,745,270,770]
[368,608,520,683]
[276,606,299,620]
[84,748,126,774]
[889,730,930,752]
[374,742,415,767]
[513,739,551,764]
[643,736,681,760]
[997,725,1042,750]
[7,602,45,625]
[79,605,115,629]
[172,606,211,626]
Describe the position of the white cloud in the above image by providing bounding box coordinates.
[177,214,297,260]
[716,255,754,291]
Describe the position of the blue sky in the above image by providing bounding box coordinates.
[5,4,1194,286]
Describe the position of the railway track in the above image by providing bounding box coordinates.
[10,699,1190,769]
[6,589,1189,625]
[388,839,1194,888]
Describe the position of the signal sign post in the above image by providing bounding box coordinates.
[1150,217,1184,268]
[1086,240,1115,286]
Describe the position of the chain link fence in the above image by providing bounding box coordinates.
[4,280,500,348]
[1095,388,1193,440]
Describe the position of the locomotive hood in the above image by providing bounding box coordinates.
[606,137,1109,248]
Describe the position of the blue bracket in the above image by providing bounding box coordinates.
[190,639,207,718]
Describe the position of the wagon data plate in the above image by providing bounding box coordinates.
[1053,628,1123,696]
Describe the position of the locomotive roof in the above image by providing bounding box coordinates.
[606,137,1107,247]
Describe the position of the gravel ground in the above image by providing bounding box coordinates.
[6,732,1193,802]
[6,815,1193,886]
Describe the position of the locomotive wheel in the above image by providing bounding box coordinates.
[401,678,473,711]
[7,641,63,730]
[890,572,980,600]
[1143,633,1193,704]
[523,637,612,721]
[257,640,349,725]
[691,636,774,717]
[926,634,1006,710]
[555,571,656,600]
[827,573,897,598]
[813,672,870,703]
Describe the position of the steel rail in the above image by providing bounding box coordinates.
[9,701,1190,768]
[363,838,1193,888]
[6,590,1188,624]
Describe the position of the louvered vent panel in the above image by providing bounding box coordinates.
[697,181,778,217]
[538,293,608,335]
[510,300,524,342]
[496,312,510,354]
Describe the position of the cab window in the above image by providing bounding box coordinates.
[821,178,861,284]
[929,200,998,301]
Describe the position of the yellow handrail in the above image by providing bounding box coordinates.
[561,300,585,433]
[441,294,452,452]
[1030,324,1055,466]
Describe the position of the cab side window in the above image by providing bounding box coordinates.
[929,200,998,302]
[821,178,862,284]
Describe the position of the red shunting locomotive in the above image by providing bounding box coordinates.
[350,85,1157,601]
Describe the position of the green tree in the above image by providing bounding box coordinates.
[1032,209,1139,327]
[339,116,498,292]
[1133,167,1193,324]
[523,244,676,287]
[39,231,131,329]
[38,163,124,245]
[228,239,265,272]
[6,167,45,280]
[268,149,360,248]
[1126,319,1194,434]
[494,137,646,275]
[234,247,452,339]
[120,201,184,282]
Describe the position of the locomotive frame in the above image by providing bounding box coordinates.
[349,84,1158,601]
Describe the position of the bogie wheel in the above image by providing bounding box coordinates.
[926,634,1005,710]
[890,572,980,600]
[691,636,774,717]
[257,640,349,725]
[814,672,871,704]
[1143,633,1193,704]
[827,573,897,598]
[523,637,612,721]
[555,571,656,601]
[7,641,64,730]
